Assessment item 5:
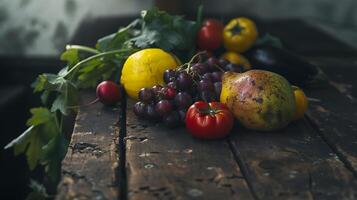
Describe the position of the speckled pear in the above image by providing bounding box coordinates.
[220,70,295,131]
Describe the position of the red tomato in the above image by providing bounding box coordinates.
[185,101,234,139]
[197,19,224,50]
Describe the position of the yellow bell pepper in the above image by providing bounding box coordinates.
[223,17,258,53]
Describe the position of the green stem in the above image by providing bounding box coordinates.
[63,49,136,79]
[59,114,64,134]
[196,5,204,27]
[66,45,100,54]
[185,51,207,74]
[54,112,61,134]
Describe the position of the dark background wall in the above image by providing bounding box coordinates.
[0,0,356,57]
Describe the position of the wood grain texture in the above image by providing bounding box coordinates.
[306,57,357,175]
[125,100,254,200]
[229,119,357,200]
[56,91,121,200]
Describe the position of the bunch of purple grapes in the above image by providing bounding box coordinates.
[133,55,244,127]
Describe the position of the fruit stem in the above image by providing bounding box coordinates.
[66,45,101,54]
[214,64,225,72]
[63,48,138,79]
[198,105,222,116]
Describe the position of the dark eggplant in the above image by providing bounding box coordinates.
[246,45,327,87]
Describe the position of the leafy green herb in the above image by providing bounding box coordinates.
[5,107,60,171]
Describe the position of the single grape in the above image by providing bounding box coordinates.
[163,111,181,127]
[202,73,213,82]
[145,103,160,121]
[138,88,154,103]
[214,82,222,98]
[198,79,214,92]
[199,63,211,74]
[155,100,173,116]
[200,90,216,102]
[211,71,223,82]
[218,58,229,68]
[163,69,177,84]
[133,102,147,118]
[161,87,177,100]
[174,92,193,109]
[177,71,193,90]
[190,63,208,75]
[206,57,220,72]
[225,63,243,72]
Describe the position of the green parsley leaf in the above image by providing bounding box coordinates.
[60,48,79,67]
[26,107,53,126]
[5,107,60,170]
[41,134,69,182]
[50,80,78,115]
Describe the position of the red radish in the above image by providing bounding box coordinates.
[96,81,122,105]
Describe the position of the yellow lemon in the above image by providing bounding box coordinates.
[292,86,308,120]
[121,48,179,99]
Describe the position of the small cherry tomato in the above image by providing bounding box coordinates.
[197,19,224,51]
[292,86,308,120]
[96,81,122,106]
[185,101,234,139]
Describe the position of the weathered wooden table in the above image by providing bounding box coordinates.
[55,20,357,200]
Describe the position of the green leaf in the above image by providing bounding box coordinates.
[51,94,67,115]
[32,73,78,115]
[60,48,79,68]
[41,134,69,182]
[40,90,51,105]
[26,129,45,170]
[95,8,198,62]
[25,122,59,170]
[96,19,140,51]
[77,64,116,88]
[32,74,67,93]
[96,33,116,51]
[5,107,60,170]
[26,107,52,126]
[132,8,198,58]
[31,74,48,92]
[50,80,77,115]
[130,28,158,48]
[58,67,69,77]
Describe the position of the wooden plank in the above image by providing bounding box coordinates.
[305,57,357,175]
[125,100,254,200]
[229,120,357,200]
[56,91,121,200]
